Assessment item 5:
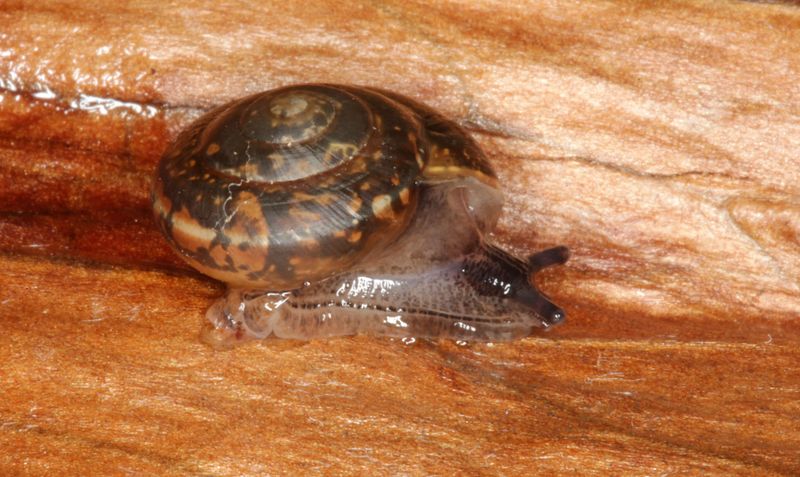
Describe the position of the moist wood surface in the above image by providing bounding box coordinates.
[1,1,799,475]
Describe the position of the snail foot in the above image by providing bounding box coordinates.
[199,289,289,349]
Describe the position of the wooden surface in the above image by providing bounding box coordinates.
[1,0,799,475]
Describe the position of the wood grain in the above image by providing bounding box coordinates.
[1,0,798,475]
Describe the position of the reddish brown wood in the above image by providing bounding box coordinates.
[0,1,798,475]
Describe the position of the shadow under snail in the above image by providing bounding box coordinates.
[151,83,569,346]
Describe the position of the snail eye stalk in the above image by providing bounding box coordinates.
[527,246,570,274]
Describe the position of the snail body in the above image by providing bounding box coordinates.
[152,84,568,345]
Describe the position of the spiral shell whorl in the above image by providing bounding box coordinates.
[204,87,376,183]
[152,85,427,289]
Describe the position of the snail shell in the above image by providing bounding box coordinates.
[152,84,568,345]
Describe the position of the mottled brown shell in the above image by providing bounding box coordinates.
[152,84,498,289]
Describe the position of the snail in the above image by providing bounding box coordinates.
[151,84,569,345]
